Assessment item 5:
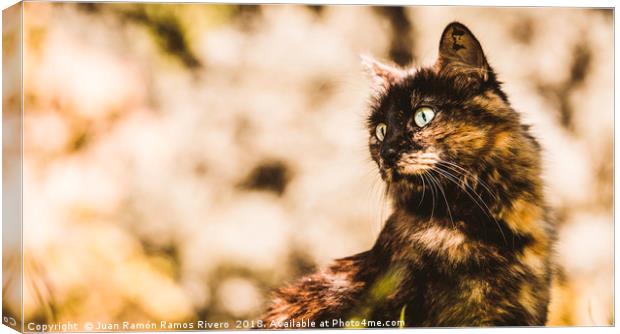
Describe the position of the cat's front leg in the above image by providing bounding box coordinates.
[261,251,379,329]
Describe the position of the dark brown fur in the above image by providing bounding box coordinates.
[261,22,554,328]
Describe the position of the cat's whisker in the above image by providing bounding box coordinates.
[438,161,499,202]
[361,164,389,234]
[426,172,441,225]
[378,181,390,230]
[437,161,500,208]
[433,166,507,245]
[428,171,456,230]
[380,180,390,229]
[418,173,427,208]
[433,167,489,217]
[425,173,437,223]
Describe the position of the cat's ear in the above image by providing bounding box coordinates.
[361,55,407,90]
[436,22,490,81]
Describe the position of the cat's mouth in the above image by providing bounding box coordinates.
[393,151,439,176]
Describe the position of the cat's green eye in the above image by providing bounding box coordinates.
[375,123,387,141]
[414,107,435,128]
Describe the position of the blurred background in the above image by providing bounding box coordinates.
[4,2,613,328]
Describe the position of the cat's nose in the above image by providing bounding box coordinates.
[380,147,399,165]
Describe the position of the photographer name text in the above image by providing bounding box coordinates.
[27,318,404,331]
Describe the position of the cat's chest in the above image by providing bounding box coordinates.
[388,213,512,267]
[393,219,483,266]
[403,273,496,326]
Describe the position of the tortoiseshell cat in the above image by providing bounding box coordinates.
[262,22,555,327]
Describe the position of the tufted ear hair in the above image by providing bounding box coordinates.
[435,22,491,81]
[360,54,407,91]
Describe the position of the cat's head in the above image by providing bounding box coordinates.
[364,22,522,194]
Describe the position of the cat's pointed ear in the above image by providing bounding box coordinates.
[360,55,407,90]
[436,22,490,80]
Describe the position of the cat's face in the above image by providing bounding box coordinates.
[364,22,518,190]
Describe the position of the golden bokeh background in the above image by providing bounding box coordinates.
[2,2,613,327]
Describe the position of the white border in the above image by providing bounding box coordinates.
[0,1,616,334]
[0,0,616,7]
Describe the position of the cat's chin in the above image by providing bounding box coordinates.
[383,169,428,192]
[384,166,432,180]
[387,179,427,199]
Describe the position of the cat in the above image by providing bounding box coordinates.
[261,21,555,327]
